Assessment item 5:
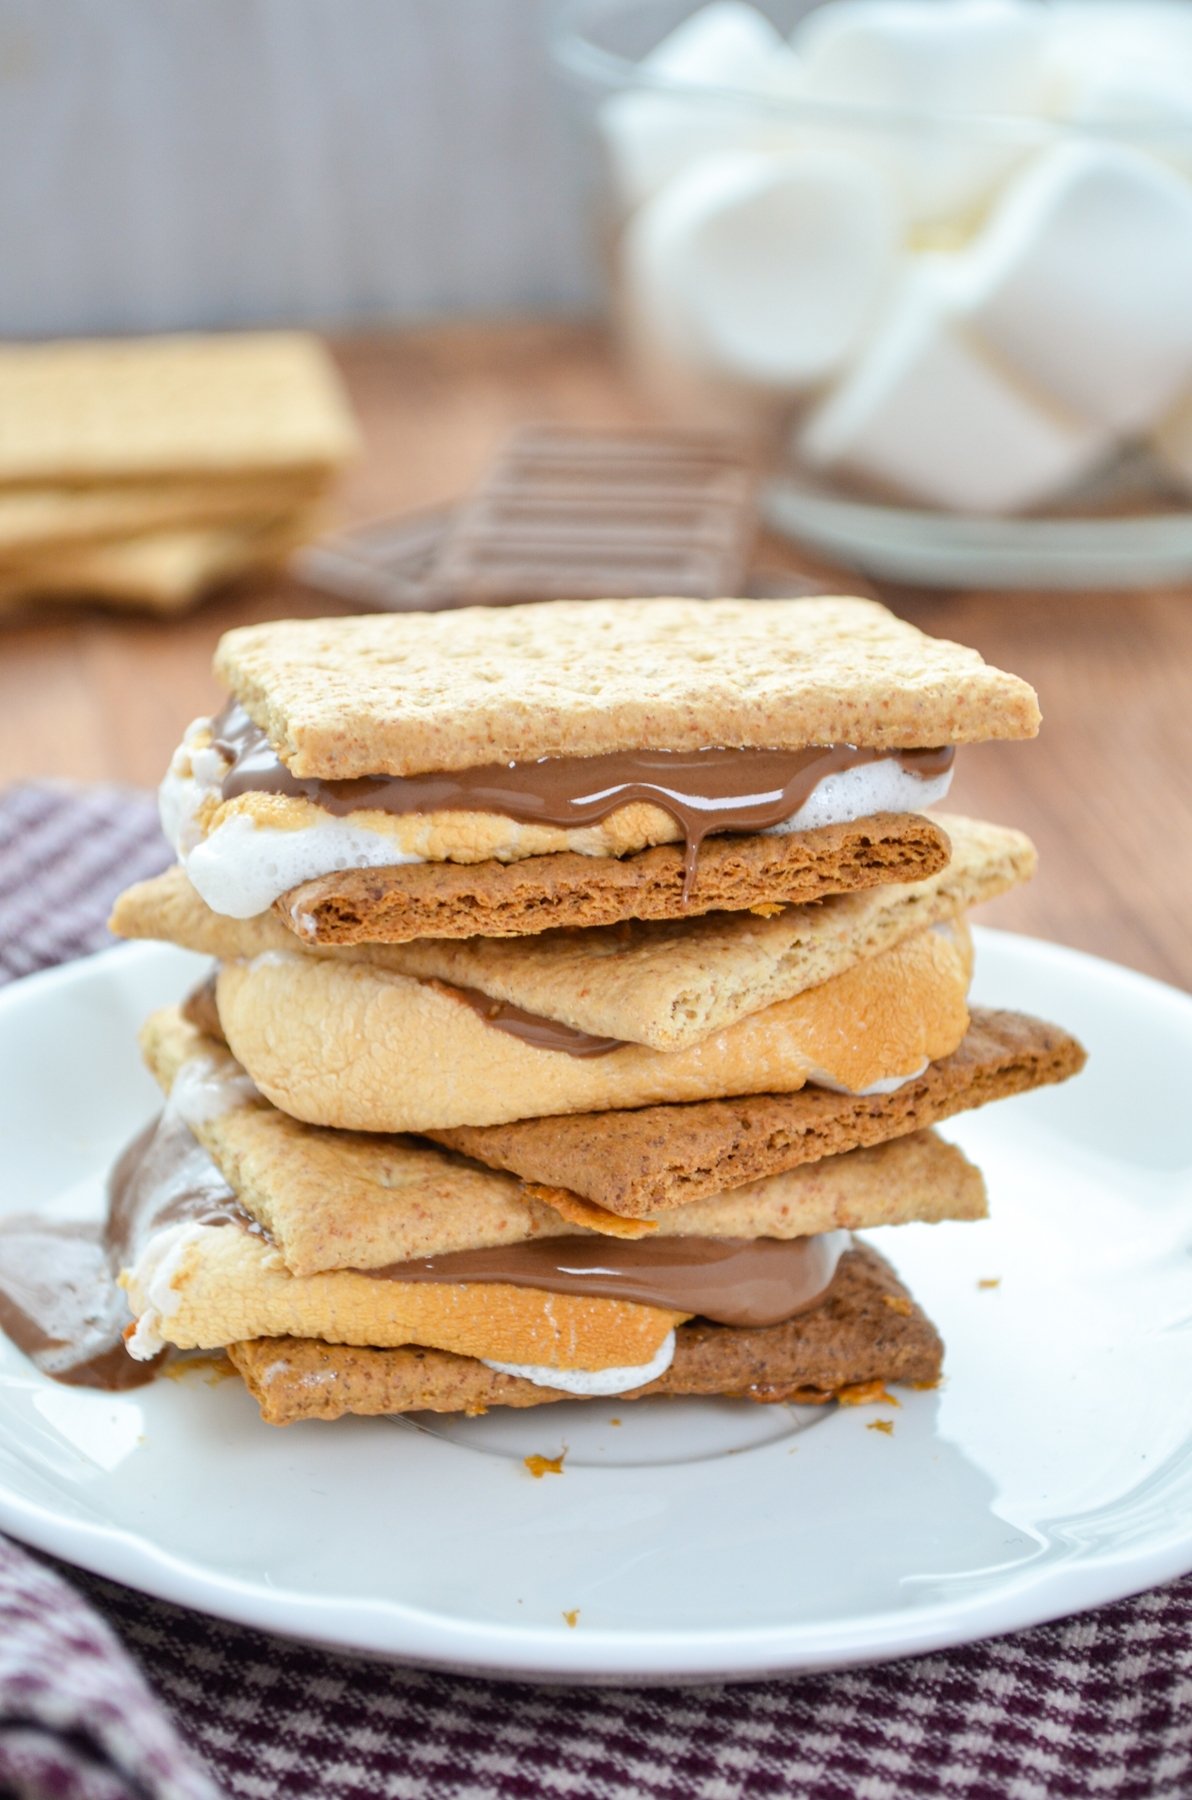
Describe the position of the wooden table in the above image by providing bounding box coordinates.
[1,323,1189,991]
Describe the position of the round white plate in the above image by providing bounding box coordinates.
[1,930,1190,1684]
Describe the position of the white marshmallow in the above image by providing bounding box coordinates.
[799,261,1108,513]
[184,811,422,920]
[792,0,1051,224]
[621,148,900,391]
[124,1223,216,1360]
[956,142,1192,433]
[1056,64,1192,180]
[1046,2,1192,86]
[166,1054,260,1128]
[809,1058,930,1096]
[483,1331,677,1397]
[766,754,953,833]
[600,2,804,209]
[1153,392,1192,492]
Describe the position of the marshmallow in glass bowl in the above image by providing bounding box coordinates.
[553,0,1192,585]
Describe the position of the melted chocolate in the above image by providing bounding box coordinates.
[434,981,626,1058]
[0,1220,154,1390]
[0,1112,254,1392]
[212,703,954,893]
[360,1230,849,1329]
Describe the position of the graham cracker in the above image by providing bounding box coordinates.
[428,1008,1087,1217]
[0,473,322,557]
[214,924,972,1132]
[0,333,358,487]
[226,1243,942,1423]
[213,596,1041,779]
[143,1004,986,1269]
[277,814,952,945]
[0,509,320,615]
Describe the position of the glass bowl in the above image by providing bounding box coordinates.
[552,0,1192,588]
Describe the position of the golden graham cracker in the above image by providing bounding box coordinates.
[213,595,1041,779]
[120,1219,686,1371]
[226,1244,943,1423]
[213,923,973,1132]
[0,332,358,486]
[112,815,1025,1049]
[0,472,323,557]
[141,1005,986,1271]
[0,509,321,615]
[429,1008,1088,1217]
[277,815,953,945]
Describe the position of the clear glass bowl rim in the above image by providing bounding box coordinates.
[549,0,1192,143]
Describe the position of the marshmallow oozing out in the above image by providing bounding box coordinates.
[622,148,900,392]
[798,262,1108,514]
[483,1331,677,1397]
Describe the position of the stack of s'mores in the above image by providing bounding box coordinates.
[109,597,1085,1425]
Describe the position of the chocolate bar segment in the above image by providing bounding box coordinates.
[293,505,452,612]
[425,425,757,604]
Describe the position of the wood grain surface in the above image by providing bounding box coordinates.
[1,323,1188,991]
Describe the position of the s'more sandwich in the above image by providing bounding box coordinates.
[156,597,1040,939]
[95,593,1084,1426]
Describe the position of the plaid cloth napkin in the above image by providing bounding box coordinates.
[0,780,1189,1800]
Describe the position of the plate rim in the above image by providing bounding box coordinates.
[1,929,1190,1684]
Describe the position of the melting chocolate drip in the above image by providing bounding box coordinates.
[0,1112,255,1391]
[212,703,954,896]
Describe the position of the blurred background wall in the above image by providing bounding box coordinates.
[0,0,597,336]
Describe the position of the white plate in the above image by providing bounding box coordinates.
[1,930,1190,1684]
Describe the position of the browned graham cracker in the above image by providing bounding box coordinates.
[427,1008,1086,1217]
[279,814,951,946]
[227,1243,940,1424]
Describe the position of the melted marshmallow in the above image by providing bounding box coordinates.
[166,1054,259,1128]
[807,1057,931,1097]
[765,758,952,834]
[483,1330,677,1397]
[123,1221,215,1360]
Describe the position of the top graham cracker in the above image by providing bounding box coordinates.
[0,333,359,487]
[214,596,1041,779]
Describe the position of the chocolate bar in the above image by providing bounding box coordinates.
[426,425,757,604]
[292,505,452,612]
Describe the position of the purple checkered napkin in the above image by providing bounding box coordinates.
[0,781,170,986]
[0,1537,221,1800]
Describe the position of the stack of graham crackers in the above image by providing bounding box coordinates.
[0,333,357,615]
[104,597,1085,1426]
